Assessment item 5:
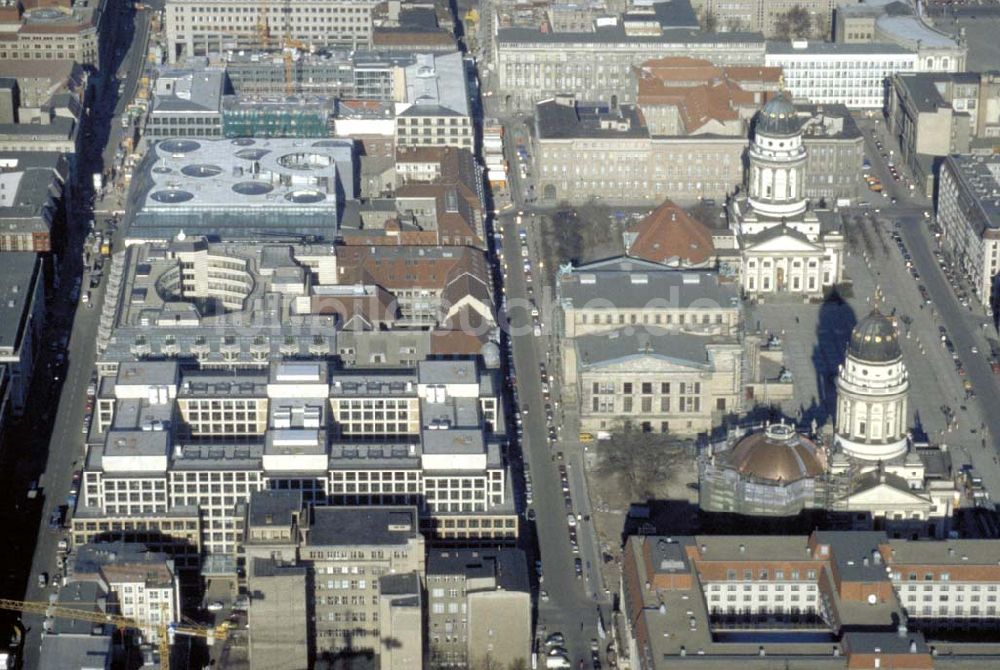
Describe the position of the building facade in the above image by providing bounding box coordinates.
[426,549,531,668]
[165,0,378,63]
[495,27,767,112]
[0,252,45,415]
[73,359,513,568]
[620,531,1000,670]
[936,154,1000,308]
[765,41,918,109]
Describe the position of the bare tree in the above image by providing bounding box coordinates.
[702,9,718,33]
[596,421,686,500]
[774,6,812,40]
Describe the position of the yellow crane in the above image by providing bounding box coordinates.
[0,598,229,670]
[282,36,310,95]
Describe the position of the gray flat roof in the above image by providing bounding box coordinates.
[498,26,764,45]
[421,428,485,455]
[0,253,39,354]
[248,490,303,528]
[152,69,226,114]
[536,99,648,140]
[401,51,469,117]
[559,258,740,309]
[307,506,419,546]
[576,328,734,369]
[417,359,478,385]
[876,15,959,48]
[766,41,914,55]
[886,537,1000,565]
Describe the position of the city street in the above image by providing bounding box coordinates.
[0,2,154,665]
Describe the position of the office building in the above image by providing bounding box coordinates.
[37,582,114,669]
[534,96,747,205]
[126,137,355,243]
[426,548,531,669]
[728,95,845,298]
[0,0,110,69]
[691,0,837,37]
[395,52,473,151]
[71,358,513,569]
[0,59,88,112]
[68,542,181,644]
[0,252,45,415]
[165,0,378,63]
[247,559,309,670]
[765,41,918,109]
[95,237,496,370]
[620,531,1000,669]
[835,1,966,73]
[495,26,767,112]
[244,496,425,668]
[936,154,1000,307]
[887,72,1000,195]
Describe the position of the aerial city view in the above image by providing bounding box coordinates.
[3,0,1000,667]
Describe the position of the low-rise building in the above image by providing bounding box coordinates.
[426,548,531,669]
[37,582,115,669]
[887,72,1000,195]
[765,41,918,109]
[936,154,1000,307]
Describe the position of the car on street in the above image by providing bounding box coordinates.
[207,601,225,612]
[546,633,566,647]
[574,558,583,578]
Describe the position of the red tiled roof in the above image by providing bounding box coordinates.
[627,200,715,267]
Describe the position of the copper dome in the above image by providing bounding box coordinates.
[728,424,825,483]
[755,94,801,138]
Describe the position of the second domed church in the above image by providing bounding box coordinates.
[727,94,845,299]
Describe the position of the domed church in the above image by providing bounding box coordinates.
[727,94,845,299]
[700,306,960,537]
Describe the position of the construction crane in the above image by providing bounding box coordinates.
[0,598,229,670]
[281,36,311,95]
[257,0,271,50]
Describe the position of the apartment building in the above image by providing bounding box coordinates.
[165,0,378,63]
[0,151,70,252]
[0,252,45,415]
[68,542,181,644]
[622,531,1000,669]
[936,154,1000,307]
[495,25,766,112]
[765,41,918,109]
[244,494,424,670]
[72,358,512,568]
[426,549,531,668]
[395,52,473,151]
[887,72,1000,195]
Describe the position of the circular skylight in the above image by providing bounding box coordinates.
[285,189,326,204]
[232,138,256,146]
[235,148,271,161]
[150,189,194,204]
[232,181,274,196]
[312,140,346,148]
[277,152,333,170]
[181,164,223,178]
[159,139,201,154]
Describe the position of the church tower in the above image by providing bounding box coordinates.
[747,94,807,221]
[835,309,909,462]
